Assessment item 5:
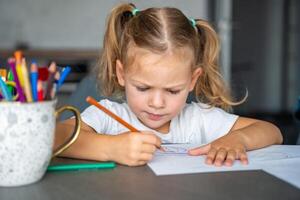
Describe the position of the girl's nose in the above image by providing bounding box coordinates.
[149,91,165,109]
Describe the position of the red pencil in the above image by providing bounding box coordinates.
[37,80,44,101]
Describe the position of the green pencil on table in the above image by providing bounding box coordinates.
[47,162,116,172]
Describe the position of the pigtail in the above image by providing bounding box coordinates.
[194,19,243,111]
[98,3,136,96]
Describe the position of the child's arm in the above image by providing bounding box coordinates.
[54,119,162,166]
[188,117,283,166]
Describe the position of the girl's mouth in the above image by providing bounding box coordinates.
[147,112,164,121]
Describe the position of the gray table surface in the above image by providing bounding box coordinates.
[0,158,299,200]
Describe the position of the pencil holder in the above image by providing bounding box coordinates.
[0,100,81,187]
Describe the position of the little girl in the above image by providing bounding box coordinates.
[55,3,282,167]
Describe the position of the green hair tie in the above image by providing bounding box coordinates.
[132,8,140,16]
[189,18,196,28]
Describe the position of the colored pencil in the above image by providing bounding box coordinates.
[30,62,38,102]
[8,58,26,102]
[37,80,44,101]
[57,66,71,90]
[0,69,7,81]
[6,70,14,94]
[86,96,139,132]
[21,58,33,102]
[86,96,164,151]
[4,81,18,101]
[47,162,115,172]
[44,62,56,100]
[14,51,24,87]
[0,77,12,101]
[51,71,60,99]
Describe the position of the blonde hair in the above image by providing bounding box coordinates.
[98,3,244,111]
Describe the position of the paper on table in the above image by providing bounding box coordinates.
[148,144,300,188]
[248,145,300,188]
[150,144,260,175]
[247,145,300,161]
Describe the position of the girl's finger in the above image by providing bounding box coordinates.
[224,150,236,166]
[205,147,217,165]
[214,148,227,166]
[188,144,211,156]
[240,152,249,165]
[141,134,162,149]
[137,160,147,166]
[139,152,154,162]
[141,144,156,153]
[237,149,248,165]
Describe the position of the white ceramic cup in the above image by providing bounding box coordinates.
[0,100,81,187]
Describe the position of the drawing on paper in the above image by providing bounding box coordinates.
[157,146,189,155]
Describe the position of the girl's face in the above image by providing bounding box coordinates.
[116,48,202,133]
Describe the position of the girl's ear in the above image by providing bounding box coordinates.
[116,59,125,86]
[189,67,202,91]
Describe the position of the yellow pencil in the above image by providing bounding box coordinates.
[14,50,24,87]
[21,58,33,102]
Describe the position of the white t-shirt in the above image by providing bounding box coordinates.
[81,99,238,144]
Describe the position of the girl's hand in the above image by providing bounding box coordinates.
[107,131,161,166]
[188,131,248,166]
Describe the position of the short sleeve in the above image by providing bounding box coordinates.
[80,99,113,133]
[195,103,238,143]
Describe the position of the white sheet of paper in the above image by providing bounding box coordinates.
[148,144,300,188]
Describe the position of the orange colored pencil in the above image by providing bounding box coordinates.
[86,96,138,132]
[14,50,24,87]
[86,96,164,151]
[0,69,7,81]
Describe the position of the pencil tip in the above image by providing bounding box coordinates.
[8,57,15,64]
[49,62,57,72]
[54,71,60,80]
[14,50,22,61]
[30,62,38,72]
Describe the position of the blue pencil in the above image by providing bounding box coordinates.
[57,66,71,90]
[0,77,12,101]
[30,62,38,102]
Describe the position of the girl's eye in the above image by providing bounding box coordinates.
[136,87,149,92]
[168,90,180,95]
